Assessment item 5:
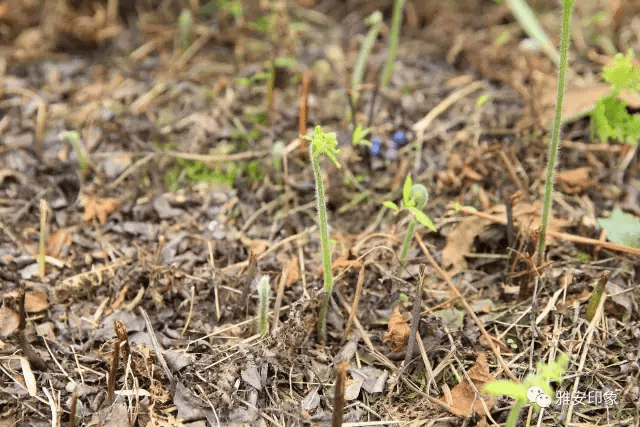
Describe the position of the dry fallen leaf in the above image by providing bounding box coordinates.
[25,291,48,313]
[46,228,72,259]
[444,352,495,418]
[20,357,38,397]
[83,196,119,224]
[383,307,410,352]
[284,257,300,288]
[442,215,491,275]
[443,199,571,275]
[0,307,19,338]
[556,167,592,194]
[238,234,269,256]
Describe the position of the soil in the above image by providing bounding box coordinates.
[0,0,639,426]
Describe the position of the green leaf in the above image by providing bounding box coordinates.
[307,125,341,168]
[402,174,413,207]
[483,380,528,400]
[603,50,640,93]
[352,123,371,146]
[597,208,640,248]
[383,201,399,210]
[407,207,436,232]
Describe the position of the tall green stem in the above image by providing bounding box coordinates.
[505,401,524,427]
[380,0,404,88]
[311,148,333,340]
[536,0,574,265]
[397,219,415,273]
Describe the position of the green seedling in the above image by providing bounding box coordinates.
[59,131,87,173]
[352,123,372,147]
[484,353,569,427]
[257,275,270,335]
[352,11,383,105]
[383,174,436,272]
[586,272,608,322]
[591,50,640,144]
[178,9,193,52]
[38,199,48,278]
[536,0,575,265]
[380,0,404,88]
[272,141,284,172]
[302,126,341,341]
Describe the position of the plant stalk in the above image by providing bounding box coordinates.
[398,219,416,273]
[380,0,404,88]
[536,0,574,265]
[311,148,333,340]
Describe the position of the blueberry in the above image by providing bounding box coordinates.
[370,137,382,157]
[392,131,406,147]
[387,147,397,160]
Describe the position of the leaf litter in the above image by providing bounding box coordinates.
[0,1,639,426]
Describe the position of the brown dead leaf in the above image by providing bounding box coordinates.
[25,291,48,313]
[442,216,492,275]
[540,82,640,125]
[331,257,362,272]
[444,199,571,275]
[284,257,299,288]
[383,307,410,352]
[83,196,119,224]
[46,228,72,259]
[443,352,495,417]
[556,167,592,194]
[238,234,269,256]
[0,307,19,337]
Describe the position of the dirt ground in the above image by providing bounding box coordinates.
[0,0,639,426]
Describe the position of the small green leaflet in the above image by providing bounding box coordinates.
[597,208,640,249]
[407,207,436,232]
[403,174,413,207]
[383,201,399,210]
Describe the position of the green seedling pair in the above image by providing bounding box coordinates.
[384,174,436,272]
[483,354,568,427]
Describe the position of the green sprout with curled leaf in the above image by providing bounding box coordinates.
[383,174,436,272]
[302,125,341,342]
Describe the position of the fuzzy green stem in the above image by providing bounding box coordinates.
[39,199,47,278]
[380,0,404,88]
[398,219,416,273]
[258,276,270,335]
[536,0,574,265]
[506,400,525,427]
[311,148,333,340]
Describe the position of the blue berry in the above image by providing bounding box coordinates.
[392,131,406,147]
[370,138,381,157]
[387,147,397,160]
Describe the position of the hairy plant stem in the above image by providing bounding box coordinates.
[536,0,574,265]
[311,148,333,341]
[506,401,524,427]
[398,219,416,273]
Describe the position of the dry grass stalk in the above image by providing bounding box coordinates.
[331,360,348,427]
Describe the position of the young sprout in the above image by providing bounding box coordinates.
[352,123,372,147]
[257,275,270,335]
[383,174,436,273]
[178,9,193,52]
[484,354,568,427]
[59,130,87,172]
[272,141,284,171]
[302,126,341,342]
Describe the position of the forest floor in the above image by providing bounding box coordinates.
[0,0,639,426]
